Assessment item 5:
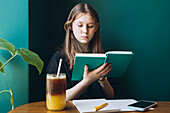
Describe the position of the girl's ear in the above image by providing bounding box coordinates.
[95,23,99,32]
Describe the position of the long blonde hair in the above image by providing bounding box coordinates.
[64,3,104,70]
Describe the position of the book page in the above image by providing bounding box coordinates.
[106,51,133,54]
[107,99,137,111]
[73,99,120,113]
[76,53,106,57]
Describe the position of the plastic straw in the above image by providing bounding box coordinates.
[56,59,63,78]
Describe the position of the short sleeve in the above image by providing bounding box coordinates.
[46,52,62,74]
[46,51,74,90]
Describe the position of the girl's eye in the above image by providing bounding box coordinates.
[87,25,94,28]
[76,24,95,28]
[77,24,83,27]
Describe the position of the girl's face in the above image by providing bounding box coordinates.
[72,13,98,44]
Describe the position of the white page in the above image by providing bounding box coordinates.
[106,51,133,54]
[75,53,106,57]
[73,99,120,113]
[107,99,137,111]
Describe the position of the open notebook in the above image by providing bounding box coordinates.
[73,99,137,113]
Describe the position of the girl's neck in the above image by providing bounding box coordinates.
[81,43,89,52]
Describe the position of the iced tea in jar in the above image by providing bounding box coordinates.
[46,73,66,110]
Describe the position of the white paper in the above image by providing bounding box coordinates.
[73,99,120,113]
[107,99,137,111]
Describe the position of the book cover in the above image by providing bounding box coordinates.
[72,51,134,81]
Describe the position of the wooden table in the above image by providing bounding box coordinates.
[8,101,170,113]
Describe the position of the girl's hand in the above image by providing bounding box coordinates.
[82,63,112,85]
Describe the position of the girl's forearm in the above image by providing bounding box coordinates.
[66,80,89,101]
[99,79,114,98]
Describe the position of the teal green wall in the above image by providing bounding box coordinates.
[0,0,29,113]
[75,0,170,101]
[29,0,170,102]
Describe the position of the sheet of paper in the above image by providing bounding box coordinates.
[107,99,137,111]
[73,99,120,113]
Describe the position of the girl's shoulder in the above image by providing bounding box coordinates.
[52,50,67,61]
[53,51,63,57]
[52,49,64,57]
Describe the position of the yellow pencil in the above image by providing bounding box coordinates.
[94,102,108,111]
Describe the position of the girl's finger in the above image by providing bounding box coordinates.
[93,63,108,73]
[98,63,112,76]
[99,66,112,78]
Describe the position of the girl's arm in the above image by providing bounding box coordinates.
[98,77,114,98]
[66,79,89,101]
[66,63,112,100]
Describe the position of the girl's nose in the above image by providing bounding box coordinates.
[82,25,88,33]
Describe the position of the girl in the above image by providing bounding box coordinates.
[47,3,114,101]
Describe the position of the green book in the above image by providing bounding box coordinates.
[72,51,134,81]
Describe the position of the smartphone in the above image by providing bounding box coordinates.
[128,100,157,111]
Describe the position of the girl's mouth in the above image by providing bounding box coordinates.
[82,36,88,39]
